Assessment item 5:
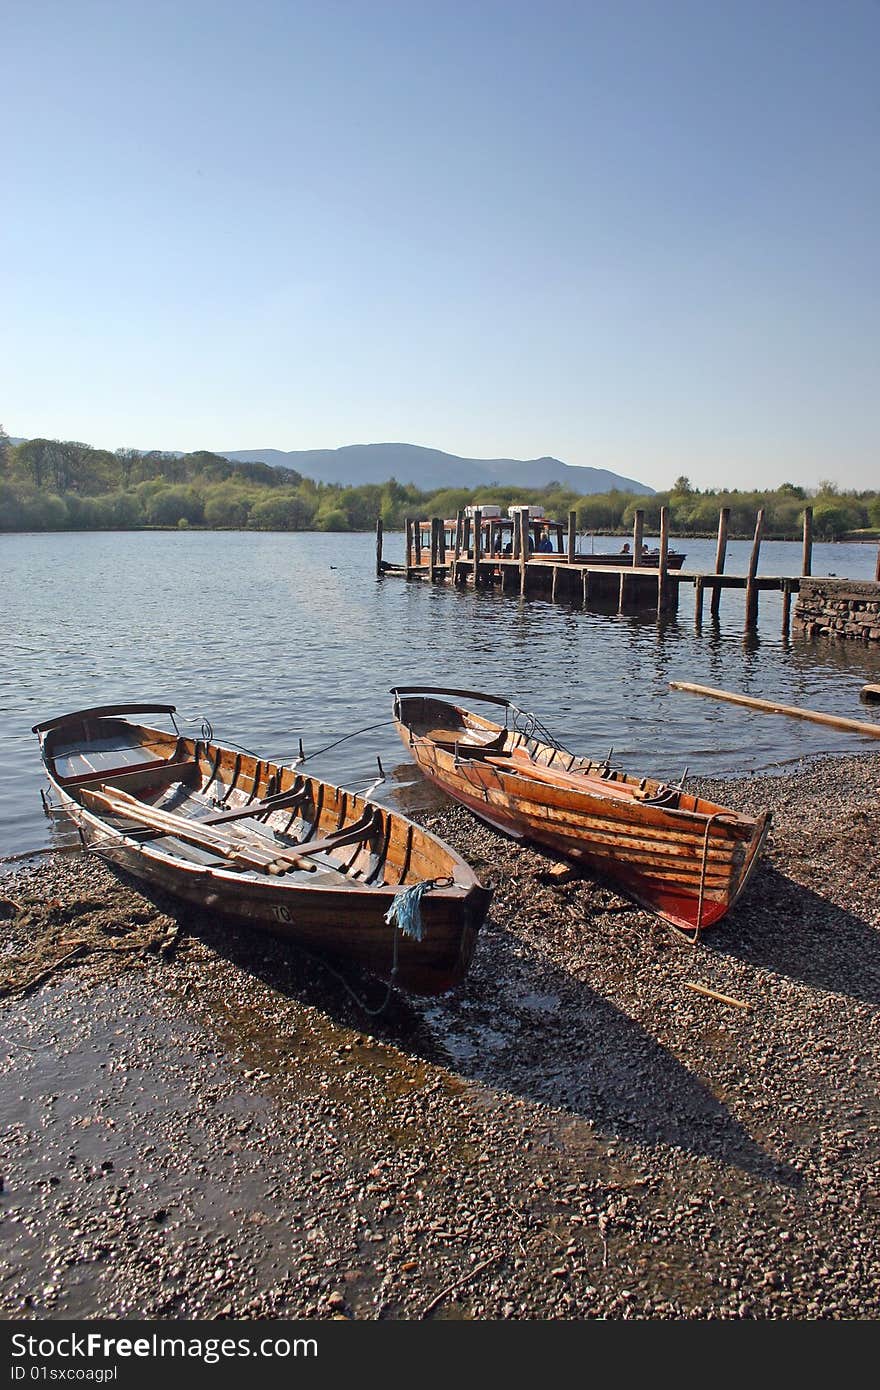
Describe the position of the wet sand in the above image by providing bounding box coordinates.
[2,751,879,1320]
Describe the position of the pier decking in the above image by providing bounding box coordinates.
[376,504,827,633]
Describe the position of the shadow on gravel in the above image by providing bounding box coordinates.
[711,866,880,1006]
[182,907,800,1191]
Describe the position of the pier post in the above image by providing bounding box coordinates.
[633,509,644,565]
[429,517,440,582]
[454,509,464,563]
[582,568,592,607]
[438,516,446,570]
[375,517,384,576]
[694,574,704,628]
[876,544,880,584]
[405,518,413,574]
[567,511,576,564]
[518,510,528,595]
[710,507,729,618]
[802,507,813,576]
[618,571,627,611]
[744,508,765,630]
[552,565,560,602]
[657,506,670,614]
[472,507,482,587]
[782,579,792,636]
[413,518,423,567]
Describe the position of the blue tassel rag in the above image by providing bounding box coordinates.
[384,880,434,942]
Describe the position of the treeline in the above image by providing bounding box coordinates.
[1,432,878,539]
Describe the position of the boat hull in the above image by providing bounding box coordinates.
[392,690,768,936]
[36,706,491,995]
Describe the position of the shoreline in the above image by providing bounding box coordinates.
[2,750,879,1319]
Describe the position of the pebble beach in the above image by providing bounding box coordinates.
[1,750,879,1320]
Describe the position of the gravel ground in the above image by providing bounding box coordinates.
[1,750,879,1321]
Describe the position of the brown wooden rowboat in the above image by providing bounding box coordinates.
[391,687,769,938]
[34,703,491,994]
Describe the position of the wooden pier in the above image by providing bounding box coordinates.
[376,504,871,635]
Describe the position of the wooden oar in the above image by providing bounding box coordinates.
[83,786,317,874]
[669,681,880,739]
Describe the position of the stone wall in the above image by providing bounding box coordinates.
[794,577,880,640]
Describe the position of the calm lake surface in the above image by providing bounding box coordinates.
[3,529,880,858]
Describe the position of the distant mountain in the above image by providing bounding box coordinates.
[218,443,654,496]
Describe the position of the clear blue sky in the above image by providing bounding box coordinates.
[4,0,878,492]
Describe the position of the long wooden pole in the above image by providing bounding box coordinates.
[519,509,528,595]
[375,518,384,575]
[567,510,576,564]
[802,506,813,577]
[669,680,880,738]
[781,579,792,637]
[472,507,482,586]
[632,509,644,566]
[744,508,764,630]
[711,507,730,618]
[657,505,669,614]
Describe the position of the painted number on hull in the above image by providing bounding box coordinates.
[273,904,293,923]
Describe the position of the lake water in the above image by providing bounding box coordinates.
[3,529,880,858]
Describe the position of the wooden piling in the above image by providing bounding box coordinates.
[710,507,730,618]
[582,568,592,606]
[567,511,577,564]
[875,543,880,584]
[552,565,560,602]
[518,510,528,595]
[657,506,670,614]
[405,518,413,574]
[802,507,813,577]
[438,516,446,567]
[472,507,482,586]
[453,509,464,563]
[694,574,704,627]
[413,518,422,566]
[781,578,792,636]
[375,517,384,575]
[744,508,765,630]
[618,571,627,612]
[429,517,439,582]
[633,509,644,565]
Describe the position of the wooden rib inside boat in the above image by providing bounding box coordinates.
[34,702,491,994]
[391,686,769,938]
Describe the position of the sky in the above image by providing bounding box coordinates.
[3,0,878,493]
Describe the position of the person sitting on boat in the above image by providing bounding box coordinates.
[537,532,553,552]
[620,542,631,554]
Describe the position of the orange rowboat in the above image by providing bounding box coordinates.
[391,687,769,938]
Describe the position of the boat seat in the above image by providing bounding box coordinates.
[292,807,382,858]
[64,758,200,792]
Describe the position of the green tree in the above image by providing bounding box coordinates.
[812,500,860,539]
[202,485,252,528]
[315,506,350,531]
[146,486,204,526]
